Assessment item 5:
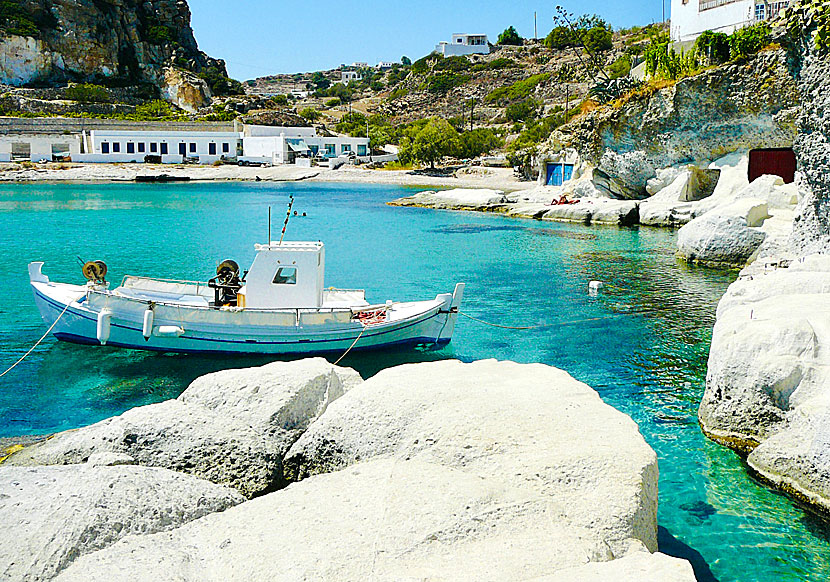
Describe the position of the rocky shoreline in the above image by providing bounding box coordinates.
[0,358,696,581]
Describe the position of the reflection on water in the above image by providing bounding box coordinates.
[0,182,827,582]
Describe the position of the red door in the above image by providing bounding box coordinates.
[748,149,797,184]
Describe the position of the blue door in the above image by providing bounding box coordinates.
[546,163,573,186]
[546,164,563,186]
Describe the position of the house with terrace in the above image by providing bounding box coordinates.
[670,0,790,42]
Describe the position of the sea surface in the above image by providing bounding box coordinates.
[0,181,827,581]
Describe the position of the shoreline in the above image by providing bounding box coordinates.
[0,162,529,191]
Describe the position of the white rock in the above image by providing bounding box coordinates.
[85,452,134,467]
[700,255,830,512]
[542,198,639,226]
[539,550,697,581]
[391,188,507,209]
[677,201,768,268]
[0,464,243,581]
[285,359,659,556]
[646,167,682,196]
[5,359,361,497]
[55,359,677,582]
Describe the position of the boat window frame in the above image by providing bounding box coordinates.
[272,266,298,285]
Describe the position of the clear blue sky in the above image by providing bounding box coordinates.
[188,0,669,80]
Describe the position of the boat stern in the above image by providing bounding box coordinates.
[436,282,464,346]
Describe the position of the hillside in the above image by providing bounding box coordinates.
[0,0,240,112]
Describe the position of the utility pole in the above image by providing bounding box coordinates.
[469,99,475,131]
[534,12,538,41]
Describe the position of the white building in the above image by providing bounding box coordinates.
[0,134,81,162]
[242,125,370,165]
[340,70,362,83]
[376,61,397,70]
[351,62,368,68]
[671,0,790,42]
[435,34,490,57]
[78,130,241,164]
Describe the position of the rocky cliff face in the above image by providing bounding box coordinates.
[790,27,830,254]
[546,49,800,198]
[0,0,227,91]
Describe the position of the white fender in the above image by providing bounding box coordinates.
[96,309,113,345]
[155,325,185,338]
[142,307,155,341]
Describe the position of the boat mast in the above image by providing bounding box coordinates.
[279,195,294,245]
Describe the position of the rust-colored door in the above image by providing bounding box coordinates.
[749,148,797,184]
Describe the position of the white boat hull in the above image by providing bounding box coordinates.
[29,269,463,356]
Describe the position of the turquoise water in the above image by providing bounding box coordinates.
[0,181,828,580]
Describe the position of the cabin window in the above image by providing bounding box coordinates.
[126,142,135,154]
[272,267,297,285]
[101,142,109,154]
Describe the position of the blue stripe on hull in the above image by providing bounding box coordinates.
[53,332,448,356]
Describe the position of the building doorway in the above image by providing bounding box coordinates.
[748,148,796,184]
[546,163,574,186]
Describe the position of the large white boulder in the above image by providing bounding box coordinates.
[542,198,639,226]
[676,199,769,268]
[0,463,243,581]
[5,359,361,497]
[700,255,830,512]
[285,359,659,556]
[54,360,687,582]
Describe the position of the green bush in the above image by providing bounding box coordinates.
[785,0,830,52]
[324,98,340,108]
[729,23,771,59]
[0,0,54,37]
[695,31,730,65]
[498,26,523,46]
[472,58,517,72]
[607,54,632,79]
[426,73,469,94]
[434,56,471,72]
[589,77,644,104]
[65,84,111,103]
[504,99,539,122]
[485,73,550,104]
[198,66,244,96]
[269,94,289,106]
[545,26,578,50]
[399,118,461,168]
[134,100,177,120]
[299,107,320,121]
[644,32,701,80]
[459,128,503,158]
[583,26,613,52]
[401,56,412,66]
[411,54,441,74]
[147,25,173,45]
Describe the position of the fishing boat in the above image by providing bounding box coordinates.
[28,240,464,355]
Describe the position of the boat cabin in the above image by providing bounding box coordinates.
[240,241,326,309]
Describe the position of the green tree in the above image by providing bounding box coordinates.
[311,71,330,90]
[498,26,523,46]
[459,128,503,158]
[299,107,320,121]
[401,56,412,66]
[695,31,730,65]
[545,26,577,50]
[583,26,613,52]
[269,94,289,106]
[401,118,461,169]
[505,99,539,122]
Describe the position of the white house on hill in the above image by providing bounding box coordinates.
[671,0,790,42]
[435,34,490,57]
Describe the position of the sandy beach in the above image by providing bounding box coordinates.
[0,162,528,191]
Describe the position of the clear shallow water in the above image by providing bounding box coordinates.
[0,181,828,581]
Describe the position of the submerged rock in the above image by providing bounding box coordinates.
[5,359,361,497]
[700,255,830,512]
[53,359,688,581]
[0,463,243,581]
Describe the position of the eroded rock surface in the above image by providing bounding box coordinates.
[0,463,243,581]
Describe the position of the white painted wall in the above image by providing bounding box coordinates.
[89,130,240,160]
[0,134,82,161]
[242,134,370,164]
[671,0,755,42]
[245,125,317,138]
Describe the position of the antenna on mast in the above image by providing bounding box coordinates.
[279,194,294,245]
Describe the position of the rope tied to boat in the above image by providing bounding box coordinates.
[0,302,71,379]
[333,324,368,366]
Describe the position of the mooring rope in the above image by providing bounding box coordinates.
[333,324,368,366]
[0,302,71,379]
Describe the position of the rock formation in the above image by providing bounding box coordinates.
[4,358,361,497]
[0,0,231,98]
[43,359,693,581]
[0,461,243,581]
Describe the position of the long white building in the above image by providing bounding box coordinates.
[242,125,370,165]
[78,130,241,164]
[671,0,790,42]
